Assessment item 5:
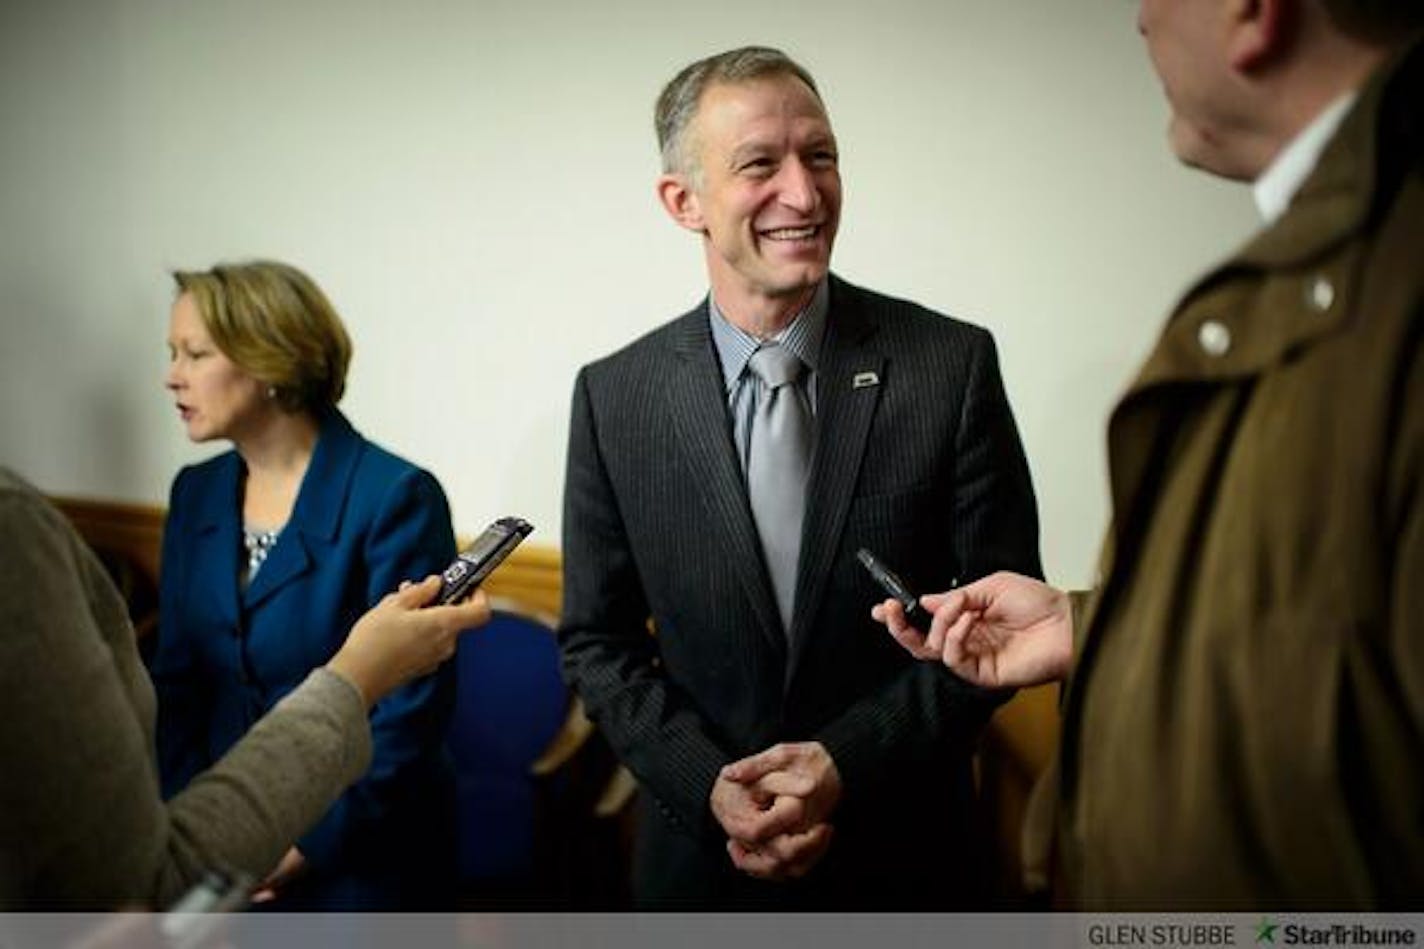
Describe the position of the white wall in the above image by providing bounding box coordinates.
[0,0,1258,588]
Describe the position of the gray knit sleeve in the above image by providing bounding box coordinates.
[0,470,372,909]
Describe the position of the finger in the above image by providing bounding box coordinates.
[940,609,981,675]
[250,887,277,904]
[923,589,970,655]
[782,824,835,879]
[393,575,442,607]
[923,581,983,618]
[723,791,800,843]
[715,803,766,842]
[881,599,937,660]
[727,838,784,881]
[926,574,1003,615]
[872,598,906,629]
[727,836,757,869]
[772,822,829,860]
[750,794,809,841]
[753,769,816,800]
[765,797,821,845]
[424,588,492,634]
[443,589,491,629]
[721,743,793,784]
[919,590,954,612]
[749,823,831,877]
[710,778,772,837]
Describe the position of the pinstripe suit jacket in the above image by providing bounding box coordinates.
[560,275,1041,907]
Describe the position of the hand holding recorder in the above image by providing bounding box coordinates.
[856,548,934,632]
[327,517,532,705]
[871,570,1073,690]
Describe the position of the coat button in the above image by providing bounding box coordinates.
[1198,319,1232,356]
[1306,275,1335,312]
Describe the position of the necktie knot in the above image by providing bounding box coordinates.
[748,344,804,390]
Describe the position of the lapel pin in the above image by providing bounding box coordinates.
[852,371,880,389]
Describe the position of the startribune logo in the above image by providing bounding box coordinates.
[1262,922,1417,946]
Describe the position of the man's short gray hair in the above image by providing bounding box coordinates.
[655,46,822,180]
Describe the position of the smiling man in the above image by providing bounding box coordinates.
[558,46,1042,908]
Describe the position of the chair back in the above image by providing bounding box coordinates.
[446,606,568,888]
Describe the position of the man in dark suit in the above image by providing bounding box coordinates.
[558,46,1041,908]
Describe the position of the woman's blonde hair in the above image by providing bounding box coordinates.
[172,260,352,413]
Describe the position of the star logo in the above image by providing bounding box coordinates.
[1256,919,1279,944]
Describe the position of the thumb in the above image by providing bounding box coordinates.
[393,574,442,608]
[920,587,966,615]
[723,745,787,784]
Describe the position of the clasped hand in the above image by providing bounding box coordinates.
[710,741,841,881]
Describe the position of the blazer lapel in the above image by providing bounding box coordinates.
[191,453,244,631]
[788,280,883,672]
[241,528,313,610]
[666,306,787,656]
[244,410,360,610]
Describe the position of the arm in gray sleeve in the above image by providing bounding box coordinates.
[0,473,372,910]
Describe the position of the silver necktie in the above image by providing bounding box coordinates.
[746,343,811,637]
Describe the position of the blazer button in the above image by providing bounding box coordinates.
[1197,319,1232,357]
[1306,275,1335,312]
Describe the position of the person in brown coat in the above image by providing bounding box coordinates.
[869,0,1423,909]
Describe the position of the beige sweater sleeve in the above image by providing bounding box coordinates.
[0,472,372,909]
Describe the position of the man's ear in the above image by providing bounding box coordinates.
[656,173,706,233]
[1226,0,1291,71]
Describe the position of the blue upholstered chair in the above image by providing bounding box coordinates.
[446,606,569,893]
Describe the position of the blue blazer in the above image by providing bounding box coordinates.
[151,409,458,908]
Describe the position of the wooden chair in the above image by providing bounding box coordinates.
[976,682,1061,905]
[50,496,164,644]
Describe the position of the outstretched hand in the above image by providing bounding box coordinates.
[872,571,1073,689]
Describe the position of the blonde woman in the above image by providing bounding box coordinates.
[152,261,458,909]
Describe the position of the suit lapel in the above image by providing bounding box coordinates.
[666,306,787,656]
[788,280,883,673]
[244,410,360,610]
